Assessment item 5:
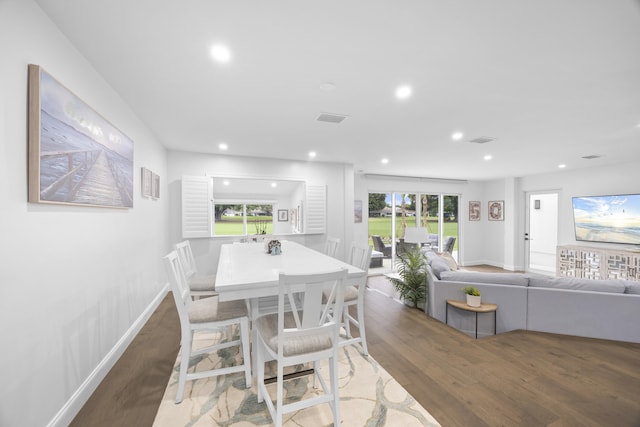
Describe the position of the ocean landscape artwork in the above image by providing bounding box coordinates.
[572,194,640,245]
[28,65,134,208]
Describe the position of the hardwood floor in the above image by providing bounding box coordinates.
[71,276,640,427]
[69,293,180,427]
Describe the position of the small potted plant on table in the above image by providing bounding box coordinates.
[462,286,481,307]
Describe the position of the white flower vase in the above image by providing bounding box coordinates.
[466,294,481,307]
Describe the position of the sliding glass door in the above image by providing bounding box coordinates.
[443,195,459,260]
[368,192,459,273]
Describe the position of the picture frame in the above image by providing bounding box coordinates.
[469,201,481,221]
[28,64,134,208]
[488,200,505,221]
[141,167,152,198]
[278,209,288,222]
[354,199,363,223]
[152,172,160,199]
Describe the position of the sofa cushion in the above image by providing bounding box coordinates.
[439,270,529,287]
[624,282,640,294]
[527,276,626,294]
[426,253,451,279]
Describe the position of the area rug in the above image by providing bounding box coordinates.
[153,330,440,426]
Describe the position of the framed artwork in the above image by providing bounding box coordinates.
[488,200,504,221]
[141,168,152,198]
[354,200,363,223]
[152,173,160,199]
[278,209,288,222]
[469,201,481,221]
[28,64,133,208]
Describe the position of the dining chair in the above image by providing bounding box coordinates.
[325,241,372,355]
[255,268,348,427]
[175,240,216,298]
[163,251,252,403]
[323,236,340,258]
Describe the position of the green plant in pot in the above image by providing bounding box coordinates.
[389,245,427,308]
[462,286,481,307]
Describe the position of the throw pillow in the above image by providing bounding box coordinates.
[439,252,459,270]
[428,256,451,279]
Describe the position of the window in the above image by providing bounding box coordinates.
[214,202,274,236]
[180,176,327,238]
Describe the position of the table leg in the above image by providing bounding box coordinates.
[249,298,259,377]
[445,303,449,326]
[475,312,478,339]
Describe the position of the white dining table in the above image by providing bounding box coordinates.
[215,240,365,302]
[216,240,365,378]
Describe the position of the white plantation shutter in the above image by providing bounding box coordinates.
[182,175,214,238]
[305,184,326,234]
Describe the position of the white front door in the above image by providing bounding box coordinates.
[525,192,558,274]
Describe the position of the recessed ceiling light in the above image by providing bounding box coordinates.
[271,182,277,188]
[381,158,389,164]
[319,82,336,91]
[395,85,412,100]
[218,142,228,150]
[558,164,567,168]
[308,151,317,158]
[483,155,493,161]
[210,44,231,63]
[223,180,230,186]
[452,132,464,141]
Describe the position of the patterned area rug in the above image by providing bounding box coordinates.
[153,330,440,426]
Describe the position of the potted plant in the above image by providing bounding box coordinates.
[389,245,428,308]
[462,286,481,307]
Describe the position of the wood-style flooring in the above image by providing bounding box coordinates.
[71,272,640,427]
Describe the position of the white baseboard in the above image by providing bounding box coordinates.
[47,283,170,427]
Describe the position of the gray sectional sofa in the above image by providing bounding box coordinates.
[425,252,640,343]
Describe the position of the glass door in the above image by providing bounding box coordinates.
[443,195,459,261]
[368,193,393,273]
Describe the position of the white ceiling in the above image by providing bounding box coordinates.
[35,0,640,181]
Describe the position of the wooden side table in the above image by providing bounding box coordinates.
[446,299,498,339]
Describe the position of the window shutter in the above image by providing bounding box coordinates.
[305,184,326,234]
[181,175,213,238]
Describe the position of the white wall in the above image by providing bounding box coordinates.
[356,161,640,272]
[167,151,353,271]
[515,161,640,266]
[0,1,169,426]
[481,161,640,271]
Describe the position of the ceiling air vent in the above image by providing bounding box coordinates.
[582,155,602,160]
[316,112,348,124]
[468,136,495,144]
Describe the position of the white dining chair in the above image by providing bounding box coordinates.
[175,240,216,298]
[163,251,252,403]
[255,268,348,427]
[324,236,340,258]
[325,241,372,355]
